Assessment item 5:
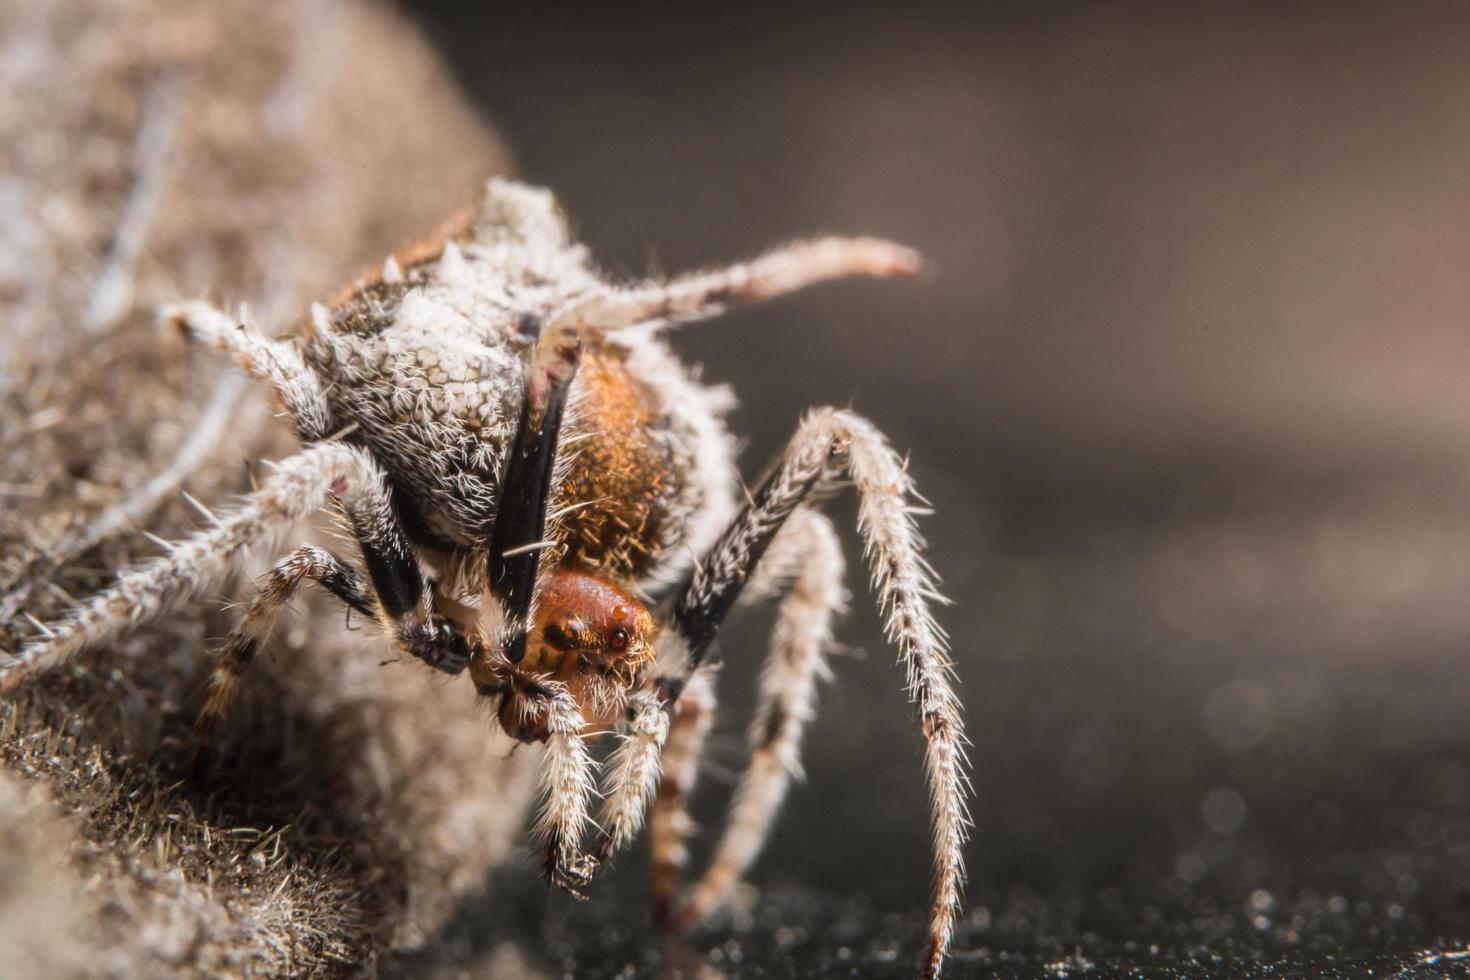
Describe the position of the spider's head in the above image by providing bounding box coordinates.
[526,570,656,684]
[473,570,656,742]
[468,569,656,741]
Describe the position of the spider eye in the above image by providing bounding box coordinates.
[607,627,630,653]
[543,621,573,651]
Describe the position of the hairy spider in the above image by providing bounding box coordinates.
[2,179,970,977]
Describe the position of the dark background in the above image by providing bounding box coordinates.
[400,4,1470,976]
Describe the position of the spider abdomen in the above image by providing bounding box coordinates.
[555,347,684,581]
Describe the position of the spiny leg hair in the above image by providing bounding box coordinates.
[533,683,598,897]
[3,444,378,692]
[164,300,333,442]
[4,442,468,697]
[591,508,843,894]
[545,236,922,343]
[194,545,373,747]
[0,371,247,627]
[665,408,970,980]
[591,687,669,867]
[676,507,846,928]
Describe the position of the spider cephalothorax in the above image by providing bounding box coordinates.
[473,569,657,742]
[2,179,970,978]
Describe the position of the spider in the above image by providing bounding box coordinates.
[1,179,971,978]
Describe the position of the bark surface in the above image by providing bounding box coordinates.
[0,2,538,974]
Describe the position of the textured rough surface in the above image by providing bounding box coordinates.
[0,0,541,975]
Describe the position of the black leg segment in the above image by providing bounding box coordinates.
[488,330,584,662]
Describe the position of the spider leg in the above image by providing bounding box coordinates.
[531,683,598,898]
[675,507,845,929]
[0,372,247,626]
[333,451,471,678]
[2,444,376,693]
[193,545,373,747]
[163,300,333,442]
[592,510,842,886]
[3,443,470,693]
[590,687,669,868]
[650,672,715,926]
[544,236,921,336]
[661,408,970,980]
[485,302,583,658]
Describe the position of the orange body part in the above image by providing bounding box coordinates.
[477,569,656,741]
[523,570,656,683]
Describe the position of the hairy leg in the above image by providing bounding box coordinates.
[162,306,471,666]
[544,236,921,338]
[590,510,843,896]
[650,672,715,926]
[664,408,969,979]
[0,373,248,625]
[3,443,379,692]
[675,508,845,928]
[591,687,669,868]
[531,683,598,897]
[4,441,468,691]
[194,545,373,747]
[484,296,583,660]
[164,300,333,442]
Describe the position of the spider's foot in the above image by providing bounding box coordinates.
[567,852,600,883]
[545,842,599,900]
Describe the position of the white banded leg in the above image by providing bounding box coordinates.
[591,688,669,867]
[532,683,598,897]
[676,508,845,928]
[542,237,921,342]
[665,408,970,979]
[3,444,388,694]
[193,546,373,747]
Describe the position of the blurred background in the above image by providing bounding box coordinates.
[400,3,1470,976]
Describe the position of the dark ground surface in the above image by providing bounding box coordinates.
[400,3,1470,977]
